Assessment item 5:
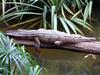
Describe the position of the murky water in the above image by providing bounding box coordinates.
[27,47,100,75]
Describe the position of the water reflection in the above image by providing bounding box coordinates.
[27,47,100,75]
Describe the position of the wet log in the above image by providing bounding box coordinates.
[62,41,100,54]
[6,29,96,44]
[14,39,100,54]
[5,29,100,54]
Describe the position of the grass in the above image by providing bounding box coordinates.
[0,32,47,75]
[0,0,93,34]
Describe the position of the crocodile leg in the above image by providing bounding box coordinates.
[34,37,40,53]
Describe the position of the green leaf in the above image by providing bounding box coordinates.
[13,0,19,11]
[0,33,39,75]
[63,3,74,15]
[2,5,20,15]
[28,20,41,29]
[75,26,84,35]
[50,0,55,5]
[84,3,89,23]
[59,17,70,34]
[63,18,77,34]
[57,0,64,11]
[71,9,82,20]
[43,6,47,29]
[79,0,85,5]
[88,1,93,18]
[12,56,22,73]
[0,12,42,21]
[40,0,50,9]
[61,6,77,34]
[51,6,56,29]
[54,14,57,30]
[72,18,92,31]
[85,0,88,4]
[9,17,40,28]
[47,0,52,6]
[2,0,5,15]
[34,65,40,75]
[75,0,81,9]
[61,6,66,18]
[4,2,43,10]
[5,15,20,22]
[15,12,42,15]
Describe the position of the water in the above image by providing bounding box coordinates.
[27,47,100,75]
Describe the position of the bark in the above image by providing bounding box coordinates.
[6,29,100,54]
[63,41,100,54]
[14,39,100,54]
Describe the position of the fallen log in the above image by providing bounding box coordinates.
[63,41,100,54]
[6,29,96,44]
[13,39,100,54]
[5,29,100,54]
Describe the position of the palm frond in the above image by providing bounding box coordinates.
[0,0,93,34]
[0,32,45,75]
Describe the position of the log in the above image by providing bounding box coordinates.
[6,29,96,44]
[63,41,100,54]
[5,29,100,54]
[14,39,100,54]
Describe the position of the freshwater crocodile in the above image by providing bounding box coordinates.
[6,29,96,52]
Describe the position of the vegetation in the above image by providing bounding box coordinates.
[0,0,93,34]
[0,32,46,75]
[0,0,98,75]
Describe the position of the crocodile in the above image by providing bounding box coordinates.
[6,29,96,52]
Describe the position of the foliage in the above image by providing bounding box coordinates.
[0,32,45,75]
[0,0,93,34]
